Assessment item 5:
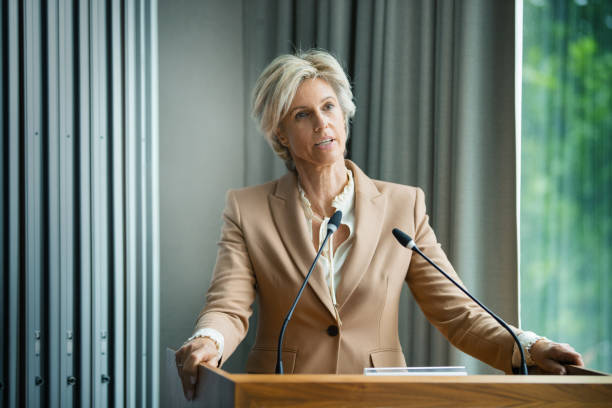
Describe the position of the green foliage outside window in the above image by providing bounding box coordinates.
[521,0,612,372]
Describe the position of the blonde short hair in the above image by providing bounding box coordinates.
[251,49,356,170]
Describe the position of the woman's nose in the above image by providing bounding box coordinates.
[313,110,328,132]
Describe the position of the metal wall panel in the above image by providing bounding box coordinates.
[147,0,161,405]
[3,0,159,406]
[24,0,43,404]
[59,0,76,405]
[90,0,110,405]
[136,2,147,403]
[46,0,62,405]
[124,0,139,404]
[77,0,93,406]
[0,0,5,401]
[110,0,126,405]
[6,1,22,406]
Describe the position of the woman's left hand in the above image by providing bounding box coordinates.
[530,340,584,374]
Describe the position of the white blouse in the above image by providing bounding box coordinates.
[297,169,355,324]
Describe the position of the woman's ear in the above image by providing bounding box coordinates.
[276,129,289,147]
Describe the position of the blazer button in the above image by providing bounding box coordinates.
[327,325,339,337]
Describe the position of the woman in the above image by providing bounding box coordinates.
[175,50,583,400]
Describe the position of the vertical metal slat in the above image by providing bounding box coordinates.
[110,0,125,405]
[0,0,6,399]
[90,0,101,401]
[124,0,138,405]
[7,1,21,405]
[24,0,43,404]
[77,0,92,405]
[90,0,110,405]
[46,0,61,405]
[59,0,76,405]
[136,1,148,404]
[147,0,160,405]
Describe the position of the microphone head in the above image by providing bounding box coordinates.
[327,210,343,234]
[392,228,417,250]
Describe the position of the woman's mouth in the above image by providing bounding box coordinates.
[315,138,333,146]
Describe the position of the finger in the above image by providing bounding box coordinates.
[183,341,217,377]
[176,343,203,400]
[182,341,218,400]
[558,343,578,354]
[551,344,584,365]
[573,354,585,367]
[537,357,567,375]
[175,349,186,374]
[180,369,195,401]
[175,347,186,368]
[205,357,220,368]
[175,348,193,399]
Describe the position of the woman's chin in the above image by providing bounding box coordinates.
[293,154,338,168]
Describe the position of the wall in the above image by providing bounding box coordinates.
[158,0,246,404]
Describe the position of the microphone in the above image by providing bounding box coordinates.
[392,228,528,375]
[276,210,343,374]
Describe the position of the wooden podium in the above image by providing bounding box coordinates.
[166,350,612,407]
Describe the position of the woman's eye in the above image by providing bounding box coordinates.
[324,103,334,110]
[295,111,308,119]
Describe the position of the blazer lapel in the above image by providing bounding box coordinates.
[336,161,386,309]
[268,172,337,318]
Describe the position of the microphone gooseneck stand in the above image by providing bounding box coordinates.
[276,211,343,374]
[392,228,528,375]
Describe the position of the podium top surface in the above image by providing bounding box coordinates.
[208,365,612,384]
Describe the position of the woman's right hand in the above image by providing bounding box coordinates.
[175,337,220,401]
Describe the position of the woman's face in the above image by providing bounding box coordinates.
[277,78,346,170]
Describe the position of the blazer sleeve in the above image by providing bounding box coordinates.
[193,189,256,364]
[405,187,518,373]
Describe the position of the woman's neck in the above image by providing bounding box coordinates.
[296,160,348,218]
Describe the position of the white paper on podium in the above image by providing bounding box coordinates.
[364,366,468,376]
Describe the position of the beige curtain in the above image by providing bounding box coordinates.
[233,0,518,374]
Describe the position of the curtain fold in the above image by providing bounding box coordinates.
[239,0,518,374]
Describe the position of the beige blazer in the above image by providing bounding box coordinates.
[195,160,516,374]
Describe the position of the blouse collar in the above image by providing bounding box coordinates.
[297,169,354,221]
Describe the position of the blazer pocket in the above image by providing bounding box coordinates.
[369,349,407,368]
[245,346,298,374]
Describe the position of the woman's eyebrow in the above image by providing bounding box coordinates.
[289,96,336,114]
[288,105,308,114]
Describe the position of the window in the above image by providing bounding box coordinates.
[521,0,612,372]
